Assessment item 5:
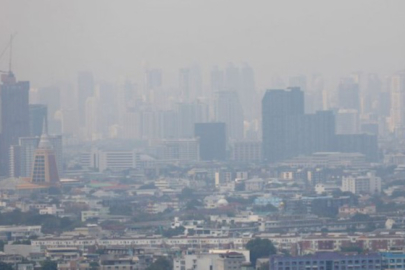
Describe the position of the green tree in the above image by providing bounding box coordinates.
[146,257,172,270]
[246,238,277,267]
[0,240,5,251]
[41,260,57,270]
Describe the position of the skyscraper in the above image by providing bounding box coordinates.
[29,104,47,137]
[0,72,30,176]
[77,71,94,127]
[195,123,226,161]
[37,86,60,133]
[338,77,360,111]
[179,65,202,102]
[239,64,256,119]
[215,91,244,141]
[262,87,304,162]
[210,66,224,94]
[389,73,405,135]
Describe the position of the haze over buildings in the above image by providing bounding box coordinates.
[1,1,405,270]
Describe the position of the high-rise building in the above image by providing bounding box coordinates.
[179,65,202,102]
[176,101,210,139]
[389,73,405,135]
[194,123,226,161]
[215,91,244,141]
[85,96,100,141]
[30,123,60,185]
[145,68,162,91]
[77,71,94,127]
[37,86,60,133]
[29,104,47,137]
[338,77,360,111]
[240,64,256,119]
[210,66,224,94]
[262,88,304,162]
[0,72,30,176]
[262,88,336,162]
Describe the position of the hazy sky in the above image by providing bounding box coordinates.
[1,0,405,89]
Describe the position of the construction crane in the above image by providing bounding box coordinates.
[0,33,16,74]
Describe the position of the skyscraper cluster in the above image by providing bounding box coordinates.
[262,87,378,162]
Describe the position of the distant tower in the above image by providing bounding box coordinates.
[30,121,60,185]
[0,72,30,176]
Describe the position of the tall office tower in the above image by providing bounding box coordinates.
[363,74,381,114]
[308,74,325,113]
[179,68,191,102]
[240,64,257,119]
[338,77,360,111]
[215,91,244,141]
[389,73,405,135]
[161,110,179,139]
[60,109,79,136]
[29,104,47,137]
[77,71,94,127]
[336,109,359,134]
[177,102,195,138]
[194,123,226,161]
[145,68,162,90]
[10,134,63,178]
[97,82,118,136]
[176,100,209,139]
[224,63,240,92]
[262,88,304,162]
[37,86,61,133]
[59,82,76,110]
[0,72,30,176]
[179,65,202,102]
[121,109,142,139]
[210,66,224,94]
[284,110,335,158]
[30,124,60,185]
[85,96,100,141]
[140,109,160,141]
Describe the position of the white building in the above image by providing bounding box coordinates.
[173,251,248,270]
[39,205,64,217]
[341,172,381,195]
[89,147,135,172]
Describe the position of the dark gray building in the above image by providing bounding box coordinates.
[262,87,304,162]
[269,252,381,270]
[194,122,226,161]
[262,88,336,163]
[0,72,30,176]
